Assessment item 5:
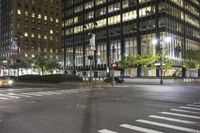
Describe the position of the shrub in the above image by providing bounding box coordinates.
[18,74,83,83]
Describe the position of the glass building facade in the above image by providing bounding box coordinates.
[62,0,200,77]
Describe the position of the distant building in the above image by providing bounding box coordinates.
[0,0,62,75]
[62,0,200,77]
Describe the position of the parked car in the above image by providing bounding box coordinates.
[0,77,13,87]
[104,76,124,83]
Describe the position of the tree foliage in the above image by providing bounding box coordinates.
[183,50,200,69]
[119,55,159,69]
[119,54,173,70]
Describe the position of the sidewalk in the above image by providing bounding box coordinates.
[124,78,200,85]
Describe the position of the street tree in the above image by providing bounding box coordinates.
[119,55,159,76]
[183,50,200,69]
[46,59,61,74]
[34,53,49,75]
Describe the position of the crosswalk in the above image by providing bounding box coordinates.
[0,91,62,100]
[0,88,93,101]
[98,100,200,133]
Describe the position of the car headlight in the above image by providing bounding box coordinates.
[8,80,13,84]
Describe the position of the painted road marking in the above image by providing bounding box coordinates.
[180,106,200,111]
[160,112,200,119]
[22,93,43,97]
[171,109,200,114]
[8,93,32,98]
[0,94,19,99]
[149,115,197,125]
[187,104,200,108]
[98,129,118,133]
[0,97,8,100]
[40,92,61,95]
[136,119,200,133]
[120,124,163,133]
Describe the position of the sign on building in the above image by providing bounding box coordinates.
[11,40,19,55]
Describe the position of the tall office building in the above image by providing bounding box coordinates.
[62,0,200,77]
[0,0,62,72]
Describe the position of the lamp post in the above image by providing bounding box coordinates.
[159,44,163,84]
[112,46,116,86]
[88,50,94,82]
[153,36,172,85]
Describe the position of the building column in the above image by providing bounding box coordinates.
[155,0,160,77]
[136,0,141,77]
[120,0,125,77]
[106,0,110,77]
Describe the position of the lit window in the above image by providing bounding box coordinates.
[56,18,59,23]
[50,30,53,34]
[32,13,35,18]
[44,35,47,39]
[31,33,35,38]
[24,32,28,37]
[44,16,47,20]
[50,17,53,22]
[32,0,35,4]
[38,14,41,19]
[38,34,41,39]
[25,11,28,16]
[17,9,21,15]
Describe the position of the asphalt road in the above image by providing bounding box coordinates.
[0,84,200,133]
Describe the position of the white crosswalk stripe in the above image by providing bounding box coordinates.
[149,115,197,125]
[0,91,63,100]
[0,94,20,99]
[98,129,118,133]
[180,106,200,111]
[21,93,43,96]
[187,104,200,108]
[171,108,200,114]
[40,92,61,95]
[8,93,32,98]
[160,112,200,119]
[97,100,200,133]
[136,119,200,133]
[120,124,163,133]
[0,97,8,100]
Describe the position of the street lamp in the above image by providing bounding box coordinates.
[152,36,172,85]
[88,49,94,82]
